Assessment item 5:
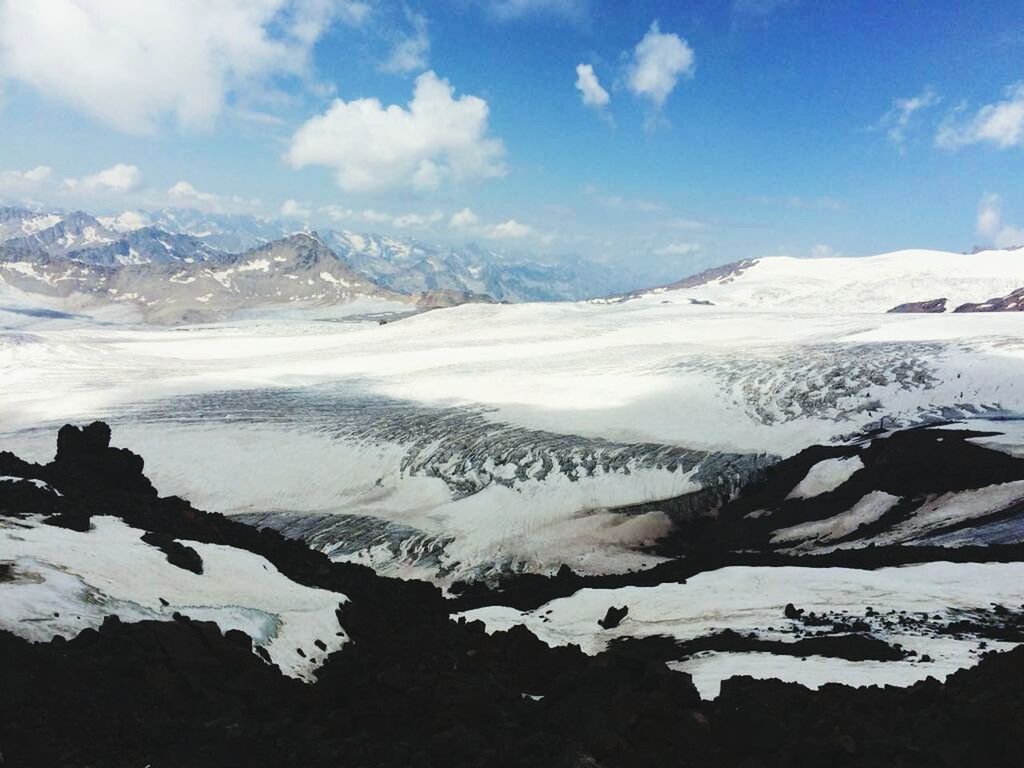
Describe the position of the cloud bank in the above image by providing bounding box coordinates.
[286,71,506,193]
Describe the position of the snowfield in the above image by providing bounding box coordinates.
[458,562,1024,698]
[3,247,1024,697]
[2,265,1024,579]
[0,515,348,681]
[624,248,1024,313]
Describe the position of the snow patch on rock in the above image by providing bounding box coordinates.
[0,515,348,681]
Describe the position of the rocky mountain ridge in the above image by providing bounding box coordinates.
[0,232,412,322]
[0,206,635,305]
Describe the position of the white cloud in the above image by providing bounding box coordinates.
[0,0,366,133]
[322,206,395,225]
[0,164,52,199]
[669,217,708,230]
[167,180,261,214]
[583,185,664,212]
[359,209,393,224]
[1,165,51,183]
[976,193,1024,249]
[286,71,506,193]
[168,181,214,207]
[484,0,589,23]
[393,210,443,228]
[575,63,609,108]
[877,87,940,148]
[450,207,480,228]
[382,10,430,74]
[786,195,845,211]
[64,163,142,193]
[21,165,52,182]
[445,208,538,240]
[653,241,699,256]
[488,219,532,239]
[732,0,794,20]
[937,83,1024,150]
[809,244,842,259]
[281,198,311,219]
[320,204,444,230]
[626,21,695,107]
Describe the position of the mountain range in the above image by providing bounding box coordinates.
[0,206,641,316]
[4,205,1024,322]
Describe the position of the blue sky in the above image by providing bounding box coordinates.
[1,0,1023,276]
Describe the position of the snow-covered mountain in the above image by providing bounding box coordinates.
[1,208,226,266]
[326,231,631,302]
[0,206,63,241]
[0,233,410,321]
[611,249,1024,313]
[2,210,122,256]
[146,208,293,252]
[0,206,651,303]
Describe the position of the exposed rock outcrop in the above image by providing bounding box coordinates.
[954,287,1024,312]
[3,423,1024,767]
[887,297,947,313]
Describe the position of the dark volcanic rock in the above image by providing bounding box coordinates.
[612,629,909,663]
[887,297,947,313]
[3,423,1024,767]
[141,531,204,574]
[599,605,629,629]
[784,603,804,620]
[51,421,156,497]
[451,427,1024,613]
[650,424,1024,559]
[954,287,1024,312]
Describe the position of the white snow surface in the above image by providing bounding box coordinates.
[4,300,1024,455]
[2,274,1024,579]
[457,562,1024,698]
[0,475,60,494]
[787,456,864,499]
[0,515,348,681]
[771,490,900,546]
[630,249,1024,313]
[859,481,1024,547]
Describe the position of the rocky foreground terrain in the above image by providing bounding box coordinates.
[2,423,1024,767]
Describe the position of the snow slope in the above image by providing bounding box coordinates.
[624,249,1024,313]
[2,291,1024,580]
[0,515,348,680]
[459,562,1024,698]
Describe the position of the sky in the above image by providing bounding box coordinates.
[0,0,1023,277]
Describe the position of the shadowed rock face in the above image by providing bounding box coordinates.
[4,423,1024,767]
[955,287,1024,313]
[653,425,1024,557]
[47,421,156,497]
[449,423,1024,612]
[888,297,947,313]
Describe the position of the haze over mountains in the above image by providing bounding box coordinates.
[0,205,649,320]
[3,203,1024,323]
